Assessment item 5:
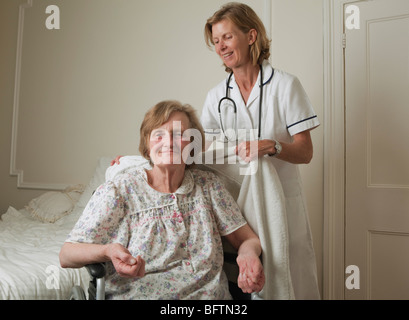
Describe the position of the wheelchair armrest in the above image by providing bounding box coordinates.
[85,263,106,279]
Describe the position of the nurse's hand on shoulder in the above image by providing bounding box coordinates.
[110,155,123,166]
[235,140,275,162]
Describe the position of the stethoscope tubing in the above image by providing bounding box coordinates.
[218,65,265,141]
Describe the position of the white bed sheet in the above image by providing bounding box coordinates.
[0,205,90,300]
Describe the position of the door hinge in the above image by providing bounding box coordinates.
[342,33,347,49]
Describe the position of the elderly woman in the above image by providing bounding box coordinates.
[59,100,264,300]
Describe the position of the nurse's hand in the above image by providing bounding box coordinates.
[110,155,123,166]
[235,131,314,164]
[235,140,275,162]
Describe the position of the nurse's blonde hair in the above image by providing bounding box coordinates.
[204,2,271,73]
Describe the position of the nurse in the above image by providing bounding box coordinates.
[201,2,320,299]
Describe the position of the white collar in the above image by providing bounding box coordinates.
[225,60,274,89]
[261,60,274,87]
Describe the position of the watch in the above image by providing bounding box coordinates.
[269,140,282,157]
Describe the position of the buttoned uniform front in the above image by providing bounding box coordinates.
[201,60,321,299]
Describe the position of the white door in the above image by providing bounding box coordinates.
[345,0,409,299]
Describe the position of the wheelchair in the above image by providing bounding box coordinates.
[69,263,106,300]
[69,245,251,300]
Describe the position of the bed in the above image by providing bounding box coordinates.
[0,157,113,300]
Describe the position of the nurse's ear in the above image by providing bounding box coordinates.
[248,29,258,46]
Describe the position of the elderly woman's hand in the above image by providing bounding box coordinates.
[225,224,265,294]
[106,243,145,278]
[236,252,265,293]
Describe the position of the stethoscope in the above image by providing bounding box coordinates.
[218,64,274,141]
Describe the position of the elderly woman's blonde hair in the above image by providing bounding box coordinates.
[204,2,271,73]
[139,100,205,167]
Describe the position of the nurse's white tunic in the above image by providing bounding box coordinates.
[201,60,321,299]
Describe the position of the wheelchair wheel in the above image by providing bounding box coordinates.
[69,285,86,300]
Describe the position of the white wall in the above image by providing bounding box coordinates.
[0,0,323,296]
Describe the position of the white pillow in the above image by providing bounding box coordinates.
[25,185,84,223]
[75,157,113,210]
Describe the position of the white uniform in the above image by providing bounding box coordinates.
[201,60,321,299]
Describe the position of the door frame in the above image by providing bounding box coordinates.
[323,0,369,300]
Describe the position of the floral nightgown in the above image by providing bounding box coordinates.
[66,168,247,299]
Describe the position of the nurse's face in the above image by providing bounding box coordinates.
[149,112,191,167]
[212,19,255,71]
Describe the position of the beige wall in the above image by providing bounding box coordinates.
[270,0,324,296]
[0,0,324,295]
[0,0,44,212]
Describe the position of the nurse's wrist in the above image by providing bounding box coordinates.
[267,140,282,157]
[259,139,274,157]
[267,150,276,157]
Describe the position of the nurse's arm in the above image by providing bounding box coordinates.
[236,130,313,164]
[273,130,313,164]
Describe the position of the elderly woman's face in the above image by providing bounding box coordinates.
[212,19,253,71]
[149,111,191,166]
